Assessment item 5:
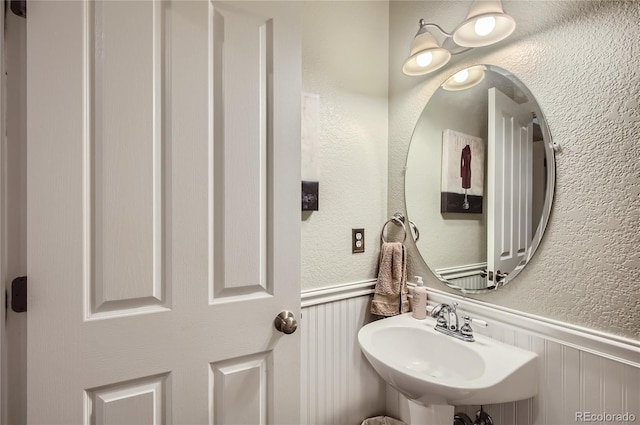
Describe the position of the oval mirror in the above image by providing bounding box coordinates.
[405,65,555,292]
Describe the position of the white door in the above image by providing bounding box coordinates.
[487,87,533,286]
[27,1,301,424]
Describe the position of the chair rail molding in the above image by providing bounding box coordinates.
[301,279,376,308]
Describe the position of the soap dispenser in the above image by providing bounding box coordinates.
[412,276,427,320]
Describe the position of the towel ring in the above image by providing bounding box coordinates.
[380,216,407,244]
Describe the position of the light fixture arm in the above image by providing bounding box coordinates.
[418,19,453,38]
[416,19,473,56]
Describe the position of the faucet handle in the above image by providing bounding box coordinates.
[469,316,488,328]
[459,315,488,341]
[460,316,474,339]
[461,315,488,327]
[460,315,488,333]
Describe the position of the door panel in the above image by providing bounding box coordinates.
[87,374,170,425]
[88,0,169,317]
[27,1,301,424]
[211,3,273,300]
[209,352,270,424]
[487,87,533,285]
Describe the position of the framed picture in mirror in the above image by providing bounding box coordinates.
[440,129,485,214]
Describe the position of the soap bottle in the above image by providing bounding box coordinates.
[412,276,427,320]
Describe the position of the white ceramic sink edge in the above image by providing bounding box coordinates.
[358,313,538,406]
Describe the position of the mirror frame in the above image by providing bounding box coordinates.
[404,65,556,293]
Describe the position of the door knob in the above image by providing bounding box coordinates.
[274,311,298,334]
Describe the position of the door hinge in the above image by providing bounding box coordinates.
[11,276,27,313]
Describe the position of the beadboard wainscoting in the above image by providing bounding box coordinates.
[302,282,639,425]
[301,281,386,425]
[435,263,487,291]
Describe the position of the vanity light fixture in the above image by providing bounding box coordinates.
[402,19,451,76]
[442,65,487,91]
[402,0,515,76]
[453,1,516,48]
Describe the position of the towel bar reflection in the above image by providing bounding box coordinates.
[408,220,420,242]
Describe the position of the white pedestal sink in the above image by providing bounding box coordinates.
[358,313,538,424]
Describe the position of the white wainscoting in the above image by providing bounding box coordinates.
[301,281,386,425]
[302,282,640,425]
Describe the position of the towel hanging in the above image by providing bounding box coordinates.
[371,242,410,317]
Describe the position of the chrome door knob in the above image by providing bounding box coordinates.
[274,310,298,334]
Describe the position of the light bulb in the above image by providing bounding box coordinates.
[453,69,469,83]
[474,16,496,36]
[416,52,433,68]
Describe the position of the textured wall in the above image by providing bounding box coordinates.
[302,1,389,290]
[389,1,640,339]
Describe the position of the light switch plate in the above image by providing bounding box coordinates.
[352,228,365,253]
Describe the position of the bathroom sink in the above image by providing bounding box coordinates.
[358,313,538,406]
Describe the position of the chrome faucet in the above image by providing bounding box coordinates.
[430,302,486,342]
[431,302,459,331]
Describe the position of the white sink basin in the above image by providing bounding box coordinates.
[358,313,538,406]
